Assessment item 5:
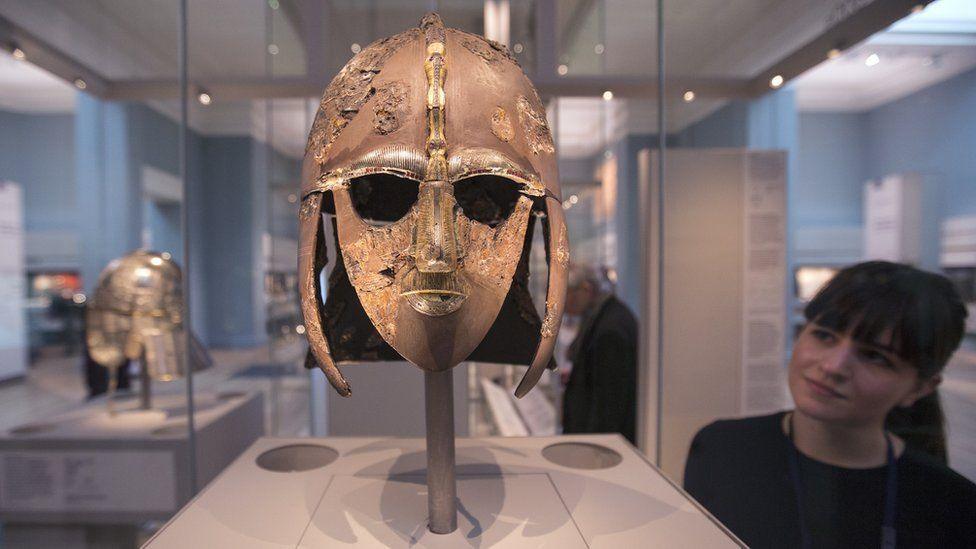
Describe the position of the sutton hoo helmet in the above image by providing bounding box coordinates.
[299,13,568,398]
[86,250,194,381]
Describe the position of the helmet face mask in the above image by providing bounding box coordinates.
[300,13,568,397]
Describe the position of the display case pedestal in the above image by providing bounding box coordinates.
[0,391,264,527]
[145,434,742,548]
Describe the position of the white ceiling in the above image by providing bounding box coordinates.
[4,0,974,158]
[794,0,976,112]
[0,50,75,113]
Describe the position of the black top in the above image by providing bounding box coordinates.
[561,295,638,444]
[684,411,976,549]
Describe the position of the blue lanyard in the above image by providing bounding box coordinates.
[787,414,898,549]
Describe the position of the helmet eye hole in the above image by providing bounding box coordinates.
[454,175,520,227]
[349,174,420,225]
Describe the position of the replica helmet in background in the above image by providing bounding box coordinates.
[299,13,569,397]
[86,250,204,381]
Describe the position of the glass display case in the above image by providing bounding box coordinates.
[1,1,974,547]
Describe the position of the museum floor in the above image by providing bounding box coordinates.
[2,341,975,484]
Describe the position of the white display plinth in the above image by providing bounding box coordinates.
[146,435,742,548]
[0,391,264,524]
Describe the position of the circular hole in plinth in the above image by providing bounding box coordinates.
[9,422,56,435]
[541,442,623,470]
[256,444,339,472]
[151,423,188,436]
[217,391,246,400]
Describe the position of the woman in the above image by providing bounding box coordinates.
[684,261,976,548]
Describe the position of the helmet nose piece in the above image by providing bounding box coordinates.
[414,181,459,273]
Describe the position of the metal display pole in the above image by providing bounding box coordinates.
[424,369,457,534]
[177,0,198,494]
[139,358,152,410]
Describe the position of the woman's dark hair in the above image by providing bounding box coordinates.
[803,261,968,463]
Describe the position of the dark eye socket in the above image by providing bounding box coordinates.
[454,175,521,227]
[348,174,419,224]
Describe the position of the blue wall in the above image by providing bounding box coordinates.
[0,110,76,233]
[796,112,866,229]
[72,96,302,348]
[793,66,976,269]
[864,66,976,219]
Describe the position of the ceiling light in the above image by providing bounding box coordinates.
[161,252,172,260]
[513,43,524,54]
[198,90,212,105]
[350,43,361,54]
[683,90,695,102]
[827,48,842,60]
[72,293,87,304]
[73,78,87,90]
[11,46,25,60]
[602,90,613,101]
[268,0,280,9]
[865,53,880,67]
[267,43,279,55]
[287,193,297,204]
[557,64,569,76]
[594,43,605,55]
[604,150,613,159]
[569,194,579,204]
[150,257,164,266]
[296,325,306,335]
[911,4,925,14]
[770,74,784,89]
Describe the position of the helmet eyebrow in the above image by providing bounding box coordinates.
[448,148,544,196]
[303,145,426,199]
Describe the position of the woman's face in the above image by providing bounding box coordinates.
[788,323,939,428]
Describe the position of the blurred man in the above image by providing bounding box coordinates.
[561,264,638,444]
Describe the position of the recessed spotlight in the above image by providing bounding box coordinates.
[287,193,297,204]
[911,4,925,14]
[267,43,279,55]
[602,90,613,101]
[921,56,934,67]
[161,252,172,260]
[198,90,212,105]
[569,194,579,204]
[513,43,524,54]
[72,293,87,304]
[296,324,306,335]
[865,53,880,67]
[268,0,280,9]
[594,43,605,55]
[11,46,25,60]
[604,150,613,159]
[73,78,87,90]
[770,74,784,89]
[150,257,164,266]
[350,43,361,54]
[683,90,695,102]
[827,48,842,60]
[557,64,569,76]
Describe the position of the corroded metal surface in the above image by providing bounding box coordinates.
[306,29,419,162]
[516,94,555,156]
[373,81,410,135]
[457,195,533,287]
[490,107,514,142]
[298,193,351,396]
[515,194,569,398]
